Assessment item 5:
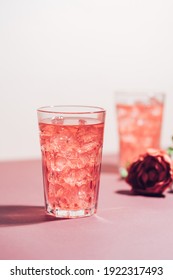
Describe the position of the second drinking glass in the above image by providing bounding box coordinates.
[115,92,165,174]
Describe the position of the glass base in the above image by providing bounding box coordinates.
[46,204,96,218]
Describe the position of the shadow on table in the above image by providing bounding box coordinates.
[116,190,165,198]
[0,205,64,227]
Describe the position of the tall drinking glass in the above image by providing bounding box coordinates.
[37,105,105,218]
[115,92,165,174]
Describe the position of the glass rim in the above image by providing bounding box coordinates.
[37,105,106,114]
[115,91,166,97]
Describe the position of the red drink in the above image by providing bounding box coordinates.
[116,95,164,171]
[38,114,104,218]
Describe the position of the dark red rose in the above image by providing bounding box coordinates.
[126,148,173,195]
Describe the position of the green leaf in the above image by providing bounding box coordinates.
[120,167,128,179]
[167,147,173,157]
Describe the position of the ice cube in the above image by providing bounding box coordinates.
[50,129,75,153]
[47,171,56,183]
[77,154,89,168]
[137,119,144,126]
[48,183,55,197]
[78,119,87,125]
[117,107,128,117]
[150,97,160,106]
[51,116,64,124]
[122,134,136,143]
[151,107,162,116]
[50,156,67,171]
[78,142,99,154]
[63,168,90,187]
[76,126,99,145]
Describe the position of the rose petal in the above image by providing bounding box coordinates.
[148,170,158,182]
[146,148,159,156]
[154,161,163,172]
[159,170,167,181]
[162,153,173,165]
[157,156,168,170]
[141,172,148,184]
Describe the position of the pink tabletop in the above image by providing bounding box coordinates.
[0,155,173,260]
